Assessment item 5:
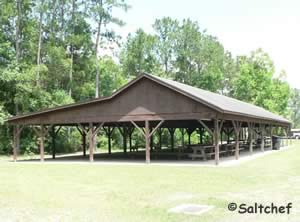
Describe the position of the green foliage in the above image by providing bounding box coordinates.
[289,88,300,128]
[120,29,160,76]
[232,49,290,115]
[100,57,127,96]
[0,105,8,125]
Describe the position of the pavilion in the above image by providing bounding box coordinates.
[7,73,291,165]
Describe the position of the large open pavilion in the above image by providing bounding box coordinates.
[7,73,291,165]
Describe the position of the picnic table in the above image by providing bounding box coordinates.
[188,145,215,160]
[221,143,246,155]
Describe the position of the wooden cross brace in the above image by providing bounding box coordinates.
[232,120,242,135]
[13,125,24,139]
[103,126,115,136]
[32,125,52,138]
[131,120,164,139]
[52,126,62,136]
[78,123,104,138]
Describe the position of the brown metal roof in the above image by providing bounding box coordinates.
[7,73,291,125]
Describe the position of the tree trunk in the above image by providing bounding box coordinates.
[16,0,21,64]
[60,0,65,41]
[15,0,21,115]
[69,0,76,97]
[36,1,44,86]
[95,0,103,98]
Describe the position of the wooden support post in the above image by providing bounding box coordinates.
[123,131,127,153]
[33,125,51,162]
[51,126,56,159]
[129,128,134,152]
[284,127,289,146]
[232,120,242,160]
[150,127,154,151]
[81,122,104,162]
[77,125,88,156]
[40,129,45,162]
[168,128,175,151]
[118,127,130,154]
[214,119,219,165]
[12,125,24,162]
[103,126,115,154]
[259,124,265,152]
[131,120,164,164]
[82,131,87,156]
[288,127,291,146]
[214,119,223,165]
[199,127,204,144]
[157,128,162,149]
[145,120,150,164]
[198,119,221,164]
[12,126,17,162]
[270,125,273,150]
[51,126,62,159]
[180,128,185,146]
[89,123,94,162]
[227,129,230,144]
[186,128,195,146]
[247,122,254,154]
[16,126,20,158]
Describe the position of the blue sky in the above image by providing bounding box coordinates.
[112,0,300,89]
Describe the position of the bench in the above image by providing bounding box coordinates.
[188,150,227,160]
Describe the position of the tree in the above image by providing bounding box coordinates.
[88,0,129,98]
[221,51,238,95]
[153,17,179,77]
[120,29,160,77]
[172,19,226,92]
[233,49,273,107]
[289,88,300,128]
[99,56,126,96]
[232,49,290,115]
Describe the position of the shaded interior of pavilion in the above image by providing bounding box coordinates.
[13,119,290,164]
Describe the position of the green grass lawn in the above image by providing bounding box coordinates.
[0,141,299,222]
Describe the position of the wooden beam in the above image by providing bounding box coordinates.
[103,126,115,154]
[168,128,176,151]
[149,120,164,137]
[89,123,94,162]
[247,122,254,154]
[33,125,52,162]
[130,121,146,137]
[214,119,220,165]
[145,120,150,164]
[82,131,87,156]
[118,127,129,153]
[259,123,265,152]
[51,126,62,159]
[51,126,56,159]
[12,125,24,162]
[186,127,196,146]
[197,120,213,136]
[13,126,17,162]
[157,128,162,149]
[232,120,242,160]
[78,123,89,135]
[270,125,273,150]
[198,127,204,144]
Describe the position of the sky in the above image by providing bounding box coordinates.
[112,0,300,89]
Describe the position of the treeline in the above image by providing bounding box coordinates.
[0,0,299,155]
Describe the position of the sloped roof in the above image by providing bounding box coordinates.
[7,73,290,125]
[145,74,290,124]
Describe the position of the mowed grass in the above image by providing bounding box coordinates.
[0,142,299,222]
